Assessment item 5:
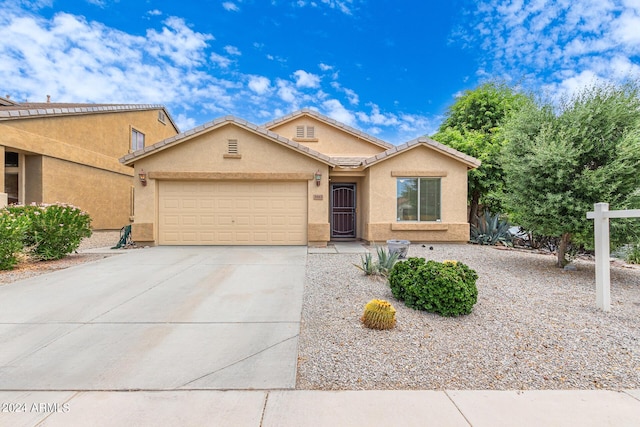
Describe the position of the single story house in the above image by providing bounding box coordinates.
[120,108,480,246]
[0,96,179,229]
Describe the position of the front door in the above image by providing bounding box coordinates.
[331,183,356,239]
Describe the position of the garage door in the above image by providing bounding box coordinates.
[158,181,307,245]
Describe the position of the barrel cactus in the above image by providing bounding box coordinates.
[361,299,396,330]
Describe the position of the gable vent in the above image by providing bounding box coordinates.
[228,139,238,154]
[296,126,305,138]
[306,126,315,138]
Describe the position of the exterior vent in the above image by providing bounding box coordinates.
[306,126,315,138]
[296,126,305,138]
[158,110,166,124]
[228,139,238,154]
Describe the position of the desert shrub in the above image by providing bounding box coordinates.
[0,208,29,270]
[8,203,92,260]
[389,257,478,317]
[470,209,512,246]
[355,246,399,277]
[361,299,396,330]
[626,242,640,264]
[356,252,379,275]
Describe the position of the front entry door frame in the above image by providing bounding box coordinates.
[330,183,356,239]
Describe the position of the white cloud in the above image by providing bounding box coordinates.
[175,113,197,131]
[209,52,231,68]
[248,75,271,95]
[292,0,357,14]
[276,79,299,103]
[343,88,359,105]
[147,9,162,16]
[85,0,106,7]
[319,63,333,71]
[0,9,230,112]
[322,99,356,126]
[465,0,640,101]
[224,45,241,55]
[222,2,240,12]
[146,17,213,67]
[0,4,435,145]
[293,69,321,88]
[330,81,359,105]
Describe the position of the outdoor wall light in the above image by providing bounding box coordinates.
[139,169,147,186]
[314,170,322,186]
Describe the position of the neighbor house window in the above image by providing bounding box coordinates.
[131,128,145,151]
[397,178,441,221]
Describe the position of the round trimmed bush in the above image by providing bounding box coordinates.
[389,257,478,317]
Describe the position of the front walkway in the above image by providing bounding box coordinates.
[308,241,370,254]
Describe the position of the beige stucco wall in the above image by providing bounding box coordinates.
[131,123,331,245]
[0,109,178,228]
[42,157,134,229]
[3,110,177,158]
[267,116,386,157]
[364,145,470,243]
[24,155,43,205]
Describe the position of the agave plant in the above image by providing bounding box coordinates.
[376,245,400,276]
[470,209,513,246]
[354,245,399,277]
[355,251,379,275]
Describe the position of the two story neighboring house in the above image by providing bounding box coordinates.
[0,96,179,229]
[120,108,480,246]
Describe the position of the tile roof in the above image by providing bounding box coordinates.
[363,137,481,169]
[263,108,394,150]
[120,115,336,166]
[0,96,18,106]
[0,102,179,132]
[330,157,368,167]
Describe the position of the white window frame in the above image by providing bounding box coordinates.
[131,128,145,152]
[396,177,442,222]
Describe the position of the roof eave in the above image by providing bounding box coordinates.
[121,116,336,167]
[363,137,481,169]
[263,108,394,150]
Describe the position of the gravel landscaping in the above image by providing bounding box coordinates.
[297,244,640,390]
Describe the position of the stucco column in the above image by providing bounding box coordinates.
[0,145,6,208]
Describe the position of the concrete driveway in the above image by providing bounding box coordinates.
[0,246,306,391]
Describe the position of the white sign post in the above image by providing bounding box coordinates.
[587,203,640,311]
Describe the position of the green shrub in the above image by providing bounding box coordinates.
[0,208,29,270]
[626,243,640,264]
[8,203,92,260]
[470,209,513,246]
[388,257,478,317]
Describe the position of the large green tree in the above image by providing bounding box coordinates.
[502,82,640,267]
[433,82,531,224]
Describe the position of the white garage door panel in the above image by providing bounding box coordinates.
[159,181,307,245]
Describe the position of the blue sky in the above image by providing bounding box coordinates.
[1,0,639,143]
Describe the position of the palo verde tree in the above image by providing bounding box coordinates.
[502,82,640,267]
[432,82,531,224]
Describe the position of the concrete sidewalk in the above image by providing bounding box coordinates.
[1,389,638,426]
